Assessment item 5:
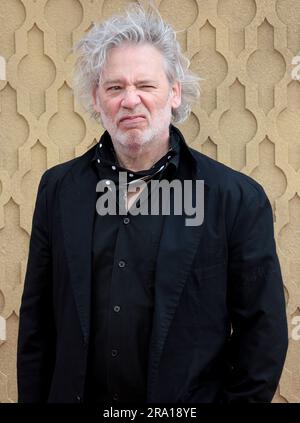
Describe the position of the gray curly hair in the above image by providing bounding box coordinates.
[73,4,201,123]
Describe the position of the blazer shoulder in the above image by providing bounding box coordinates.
[40,145,96,187]
[189,147,268,204]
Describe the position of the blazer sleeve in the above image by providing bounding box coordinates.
[222,182,288,403]
[17,170,56,402]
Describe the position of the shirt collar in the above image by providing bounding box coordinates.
[91,124,181,183]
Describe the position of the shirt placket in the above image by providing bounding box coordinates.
[107,215,130,402]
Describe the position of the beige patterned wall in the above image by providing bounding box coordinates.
[0,0,299,403]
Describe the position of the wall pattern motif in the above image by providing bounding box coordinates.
[0,0,299,403]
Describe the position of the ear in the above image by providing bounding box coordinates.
[170,81,181,109]
[92,86,102,113]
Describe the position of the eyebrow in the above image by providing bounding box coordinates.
[102,79,158,86]
[102,79,123,86]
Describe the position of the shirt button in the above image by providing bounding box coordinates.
[118,260,126,268]
[123,217,130,225]
[114,305,121,313]
[113,393,119,401]
[111,349,118,357]
[76,395,81,402]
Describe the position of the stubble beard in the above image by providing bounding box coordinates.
[99,104,173,153]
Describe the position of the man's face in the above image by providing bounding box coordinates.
[92,43,181,152]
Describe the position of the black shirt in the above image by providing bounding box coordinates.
[84,127,180,403]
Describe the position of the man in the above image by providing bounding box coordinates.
[17,5,288,403]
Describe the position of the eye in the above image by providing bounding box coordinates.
[107,86,122,91]
[139,85,155,89]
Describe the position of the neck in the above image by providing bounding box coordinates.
[112,134,171,172]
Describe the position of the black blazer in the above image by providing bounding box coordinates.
[17,127,288,403]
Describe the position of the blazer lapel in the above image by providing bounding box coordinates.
[147,150,210,402]
[60,147,98,345]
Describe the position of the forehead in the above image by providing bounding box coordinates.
[101,43,167,81]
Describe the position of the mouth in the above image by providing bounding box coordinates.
[119,115,146,125]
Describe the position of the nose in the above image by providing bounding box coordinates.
[120,88,141,109]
